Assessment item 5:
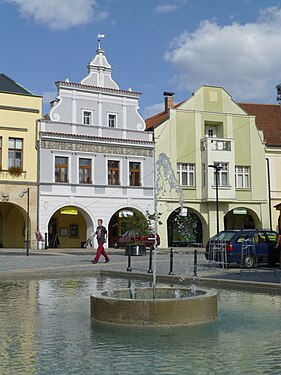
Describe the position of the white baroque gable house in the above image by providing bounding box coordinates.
[39,39,154,248]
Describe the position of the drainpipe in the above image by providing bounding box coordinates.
[266,158,272,230]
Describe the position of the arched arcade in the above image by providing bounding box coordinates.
[224,207,261,230]
[0,202,29,248]
[47,205,94,248]
[167,207,203,247]
[108,207,147,248]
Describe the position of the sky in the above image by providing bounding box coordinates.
[1,0,281,118]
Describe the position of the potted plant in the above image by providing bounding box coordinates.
[8,166,23,177]
[117,209,160,256]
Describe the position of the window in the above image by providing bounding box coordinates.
[108,114,116,128]
[177,163,195,186]
[202,164,206,187]
[214,163,228,186]
[55,156,68,183]
[69,224,78,237]
[266,231,278,243]
[108,160,120,185]
[129,162,141,186]
[235,166,250,188]
[8,138,23,168]
[83,111,92,125]
[205,126,216,138]
[236,233,249,243]
[79,158,92,184]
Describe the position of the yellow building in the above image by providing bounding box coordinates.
[0,74,42,249]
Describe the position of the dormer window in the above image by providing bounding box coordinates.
[108,113,117,128]
[83,110,93,125]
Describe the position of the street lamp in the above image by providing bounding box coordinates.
[208,164,222,234]
[19,188,30,256]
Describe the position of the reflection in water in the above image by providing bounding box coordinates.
[0,277,281,374]
[0,281,39,375]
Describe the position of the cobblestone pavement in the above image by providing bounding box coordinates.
[0,247,281,286]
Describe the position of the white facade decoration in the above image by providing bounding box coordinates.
[39,38,154,248]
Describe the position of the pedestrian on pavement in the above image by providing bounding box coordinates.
[84,232,95,249]
[92,219,110,264]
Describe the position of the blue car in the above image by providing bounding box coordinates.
[205,229,279,267]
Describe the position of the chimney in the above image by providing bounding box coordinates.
[276,84,281,105]
[163,91,175,111]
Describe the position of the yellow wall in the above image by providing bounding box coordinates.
[0,91,42,249]
[0,92,42,182]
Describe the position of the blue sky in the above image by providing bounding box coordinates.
[1,0,281,117]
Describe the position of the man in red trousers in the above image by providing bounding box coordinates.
[92,219,110,264]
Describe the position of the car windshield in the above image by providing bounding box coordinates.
[212,231,237,241]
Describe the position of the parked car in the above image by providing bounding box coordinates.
[113,230,160,248]
[205,229,279,267]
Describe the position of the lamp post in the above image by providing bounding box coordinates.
[208,164,222,234]
[19,188,30,256]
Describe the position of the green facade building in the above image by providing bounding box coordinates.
[146,86,270,247]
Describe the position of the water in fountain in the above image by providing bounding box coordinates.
[129,281,136,300]
[107,282,114,297]
[155,153,184,208]
[174,289,181,299]
[153,153,184,289]
[190,284,197,295]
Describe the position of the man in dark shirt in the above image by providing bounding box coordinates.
[92,219,110,264]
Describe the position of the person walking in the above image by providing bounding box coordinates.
[92,219,110,264]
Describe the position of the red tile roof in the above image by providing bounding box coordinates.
[146,99,281,146]
[239,103,281,146]
[145,101,184,130]
[145,109,169,130]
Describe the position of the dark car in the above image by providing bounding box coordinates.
[113,230,160,248]
[205,229,279,267]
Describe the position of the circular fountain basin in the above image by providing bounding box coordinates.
[90,287,217,326]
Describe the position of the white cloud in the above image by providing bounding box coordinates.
[142,102,164,119]
[6,0,107,30]
[154,1,187,14]
[164,6,281,102]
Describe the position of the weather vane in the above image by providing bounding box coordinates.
[97,32,105,50]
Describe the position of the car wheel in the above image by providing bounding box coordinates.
[113,241,119,249]
[243,255,255,268]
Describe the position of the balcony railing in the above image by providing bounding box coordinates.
[201,138,231,151]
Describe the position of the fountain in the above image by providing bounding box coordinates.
[90,152,218,326]
[91,286,217,326]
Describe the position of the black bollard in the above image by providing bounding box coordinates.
[127,254,132,272]
[193,249,198,277]
[45,232,48,249]
[147,246,153,273]
[169,248,174,275]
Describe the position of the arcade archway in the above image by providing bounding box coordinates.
[0,202,27,248]
[47,206,92,248]
[167,207,203,247]
[224,208,260,230]
[108,207,145,247]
